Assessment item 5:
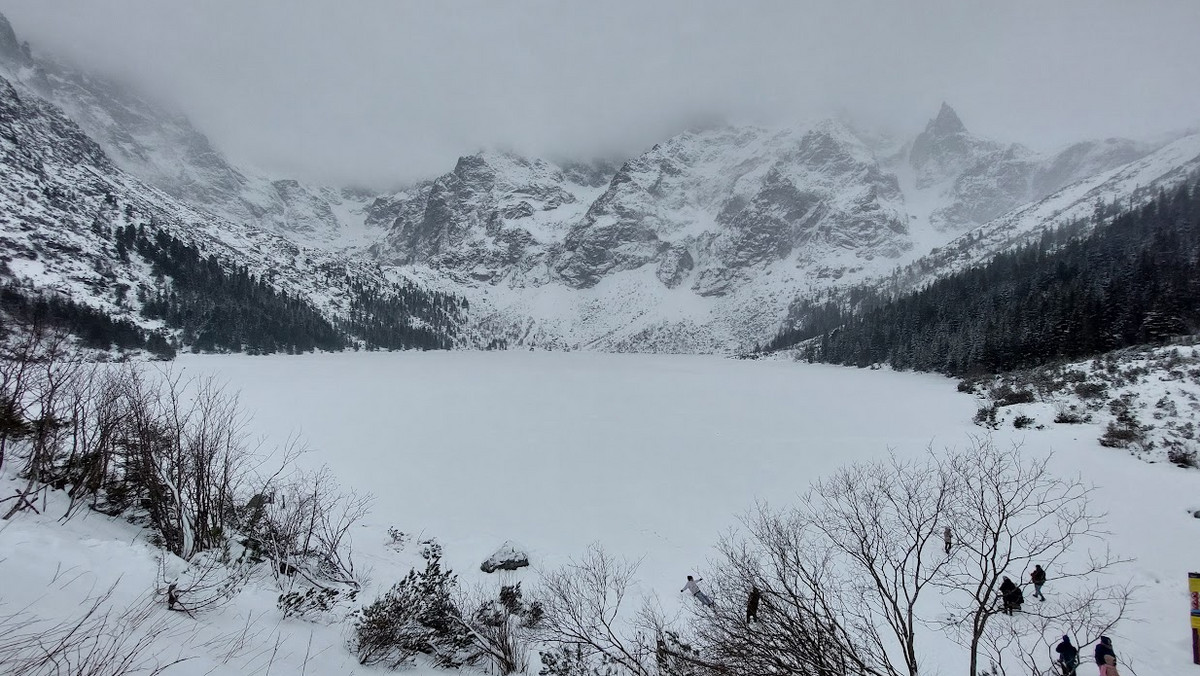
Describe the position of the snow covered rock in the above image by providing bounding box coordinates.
[480,541,531,573]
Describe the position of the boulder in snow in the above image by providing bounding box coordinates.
[481,541,530,573]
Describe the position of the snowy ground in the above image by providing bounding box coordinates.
[2,352,1199,674]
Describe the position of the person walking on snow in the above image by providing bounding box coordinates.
[1094,637,1116,674]
[1056,635,1079,676]
[1031,565,1047,601]
[999,576,1022,614]
[682,575,714,607]
[943,526,953,554]
[746,585,761,623]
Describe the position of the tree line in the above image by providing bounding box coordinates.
[764,174,1200,375]
[115,224,463,354]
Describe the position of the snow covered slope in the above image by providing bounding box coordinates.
[0,69,473,350]
[0,13,376,244]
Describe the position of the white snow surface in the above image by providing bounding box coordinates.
[2,352,1198,675]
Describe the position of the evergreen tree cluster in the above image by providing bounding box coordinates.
[118,225,348,354]
[109,224,464,355]
[341,279,463,351]
[775,176,1200,375]
[0,282,174,358]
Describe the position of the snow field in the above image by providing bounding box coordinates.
[2,352,1198,674]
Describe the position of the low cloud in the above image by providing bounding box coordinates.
[3,0,1198,186]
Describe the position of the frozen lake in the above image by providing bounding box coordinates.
[89,350,1200,673]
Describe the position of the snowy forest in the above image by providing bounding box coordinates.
[765,174,1200,374]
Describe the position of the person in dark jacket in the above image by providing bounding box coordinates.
[1031,565,1047,601]
[999,576,1022,615]
[746,586,761,624]
[1056,635,1079,675]
[1094,636,1116,667]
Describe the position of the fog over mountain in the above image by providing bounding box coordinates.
[2,0,1198,187]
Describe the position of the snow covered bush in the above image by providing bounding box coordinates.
[277,586,359,621]
[460,582,544,675]
[1167,444,1198,468]
[349,542,474,669]
[244,465,372,590]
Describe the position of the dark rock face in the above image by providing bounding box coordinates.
[0,12,24,64]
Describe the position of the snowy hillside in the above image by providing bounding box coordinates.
[0,69,472,352]
[0,12,378,244]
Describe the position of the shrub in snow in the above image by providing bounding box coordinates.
[1054,404,1087,424]
[1074,381,1108,400]
[1012,414,1035,429]
[1167,445,1198,468]
[387,526,409,549]
[1099,407,1146,449]
[350,542,474,669]
[462,582,543,675]
[973,404,998,428]
[991,384,1035,407]
[539,645,622,676]
[278,586,359,621]
[243,466,371,590]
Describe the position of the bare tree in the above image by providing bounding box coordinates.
[695,505,902,676]
[538,544,657,676]
[250,465,372,590]
[805,451,956,676]
[2,327,84,520]
[935,440,1131,676]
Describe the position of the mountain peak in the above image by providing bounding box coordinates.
[0,11,24,63]
[927,102,967,137]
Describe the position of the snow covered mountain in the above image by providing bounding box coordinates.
[0,50,471,352]
[903,102,1152,233]
[0,13,373,245]
[1,9,1198,354]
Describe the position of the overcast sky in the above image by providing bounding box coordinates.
[2,0,1198,186]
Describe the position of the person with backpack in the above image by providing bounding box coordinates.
[681,575,714,607]
[1094,637,1116,673]
[745,585,761,623]
[999,576,1023,614]
[1031,565,1047,601]
[1056,635,1079,675]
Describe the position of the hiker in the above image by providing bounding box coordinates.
[746,585,761,623]
[1094,637,1116,672]
[1056,635,1079,676]
[1031,565,1047,601]
[682,575,714,607]
[1099,654,1120,676]
[999,576,1022,615]
[943,526,953,554]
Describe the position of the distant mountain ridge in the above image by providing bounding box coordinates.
[1,10,1198,354]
